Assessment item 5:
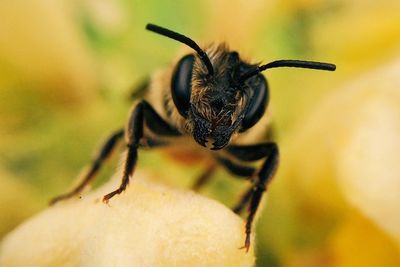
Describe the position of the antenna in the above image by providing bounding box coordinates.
[239,59,336,82]
[146,23,214,76]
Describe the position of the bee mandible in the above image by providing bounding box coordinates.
[51,23,336,251]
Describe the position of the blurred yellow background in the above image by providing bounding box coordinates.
[1,0,399,266]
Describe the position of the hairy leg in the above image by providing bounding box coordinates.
[224,142,279,251]
[50,129,124,205]
[103,100,181,203]
[191,163,218,191]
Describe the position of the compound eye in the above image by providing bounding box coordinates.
[171,54,195,118]
[240,75,269,132]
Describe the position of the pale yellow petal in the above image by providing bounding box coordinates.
[285,53,400,244]
[0,172,254,267]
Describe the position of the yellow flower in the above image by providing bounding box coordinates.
[0,172,255,267]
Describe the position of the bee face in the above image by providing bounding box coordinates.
[171,45,269,150]
[146,23,334,150]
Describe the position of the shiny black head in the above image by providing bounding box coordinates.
[146,23,336,150]
[171,46,270,150]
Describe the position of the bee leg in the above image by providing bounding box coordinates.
[216,156,256,177]
[103,100,181,203]
[191,163,218,191]
[225,142,277,162]
[193,144,259,189]
[140,137,168,148]
[129,77,149,100]
[232,188,254,215]
[50,129,124,205]
[225,143,279,252]
[211,156,256,213]
[212,156,256,214]
[224,142,277,213]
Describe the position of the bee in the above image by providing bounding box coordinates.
[51,23,336,251]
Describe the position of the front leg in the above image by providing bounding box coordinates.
[226,143,277,213]
[225,142,279,252]
[103,100,181,203]
[50,129,124,205]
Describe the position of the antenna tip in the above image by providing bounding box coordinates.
[328,64,337,71]
[146,23,157,31]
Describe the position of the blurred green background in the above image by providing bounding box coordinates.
[1,0,399,266]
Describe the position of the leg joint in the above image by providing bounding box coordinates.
[254,183,266,192]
